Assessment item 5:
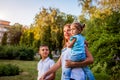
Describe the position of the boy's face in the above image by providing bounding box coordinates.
[39,46,49,58]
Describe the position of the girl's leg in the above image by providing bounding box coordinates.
[63,68,71,80]
[83,66,95,80]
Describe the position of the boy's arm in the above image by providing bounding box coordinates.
[67,38,76,48]
[40,56,62,80]
[46,72,55,80]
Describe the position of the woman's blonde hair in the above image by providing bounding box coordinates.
[63,24,71,48]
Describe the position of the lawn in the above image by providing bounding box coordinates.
[0,60,111,80]
[0,60,61,80]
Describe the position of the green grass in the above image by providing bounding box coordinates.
[0,60,61,80]
[0,60,111,80]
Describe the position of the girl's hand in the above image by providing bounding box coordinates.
[39,74,46,80]
[39,78,43,80]
[66,42,70,47]
[39,78,42,80]
[39,77,45,80]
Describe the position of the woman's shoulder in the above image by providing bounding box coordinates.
[61,47,71,53]
[61,47,67,53]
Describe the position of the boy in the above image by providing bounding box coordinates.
[37,44,55,80]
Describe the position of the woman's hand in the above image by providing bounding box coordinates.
[65,60,74,68]
[65,46,94,68]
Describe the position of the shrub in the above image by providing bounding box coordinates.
[94,73,110,80]
[18,46,35,60]
[0,45,18,59]
[0,45,35,60]
[0,64,20,76]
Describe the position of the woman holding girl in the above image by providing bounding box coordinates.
[40,23,94,80]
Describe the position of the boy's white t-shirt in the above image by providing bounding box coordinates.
[61,48,85,80]
[37,57,55,80]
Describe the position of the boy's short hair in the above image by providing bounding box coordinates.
[39,44,49,49]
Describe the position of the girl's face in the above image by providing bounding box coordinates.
[70,25,80,36]
[63,26,71,40]
[39,46,49,59]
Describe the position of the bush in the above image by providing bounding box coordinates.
[0,45,19,59]
[18,46,35,60]
[0,64,20,76]
[94,73,110,80]
[0,45,35,60]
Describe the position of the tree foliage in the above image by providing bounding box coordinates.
[85,11,120,80]
[78,0,120,19]
[8,23,22,45]
[32,8,75,50]
[20,30,34,47]
[78,1,120,79]
[1,32,7,45]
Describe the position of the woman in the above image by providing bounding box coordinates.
[40,24,94,80]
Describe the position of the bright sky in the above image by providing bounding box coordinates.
[0,0,82,26]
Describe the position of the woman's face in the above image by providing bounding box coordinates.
[63,26,71,40]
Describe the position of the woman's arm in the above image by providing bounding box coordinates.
[40,56,62,80]
[46,72,55,80]
[65,46,94,68]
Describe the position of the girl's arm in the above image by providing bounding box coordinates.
[67,38,76,48]
[65,46,94,68]
[40,56,62,80]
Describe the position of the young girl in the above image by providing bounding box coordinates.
[37,44,55,80]
[64,22,95,80]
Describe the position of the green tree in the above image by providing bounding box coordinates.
[8,23,22,45]
[65,14,75,24]
[20,30,34,47]
[1,32,7,45]
[85,11,120,80]
[78,0,120,19]
[33,8,75,50]
[78,2,120,79]
[27,32,34,46]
